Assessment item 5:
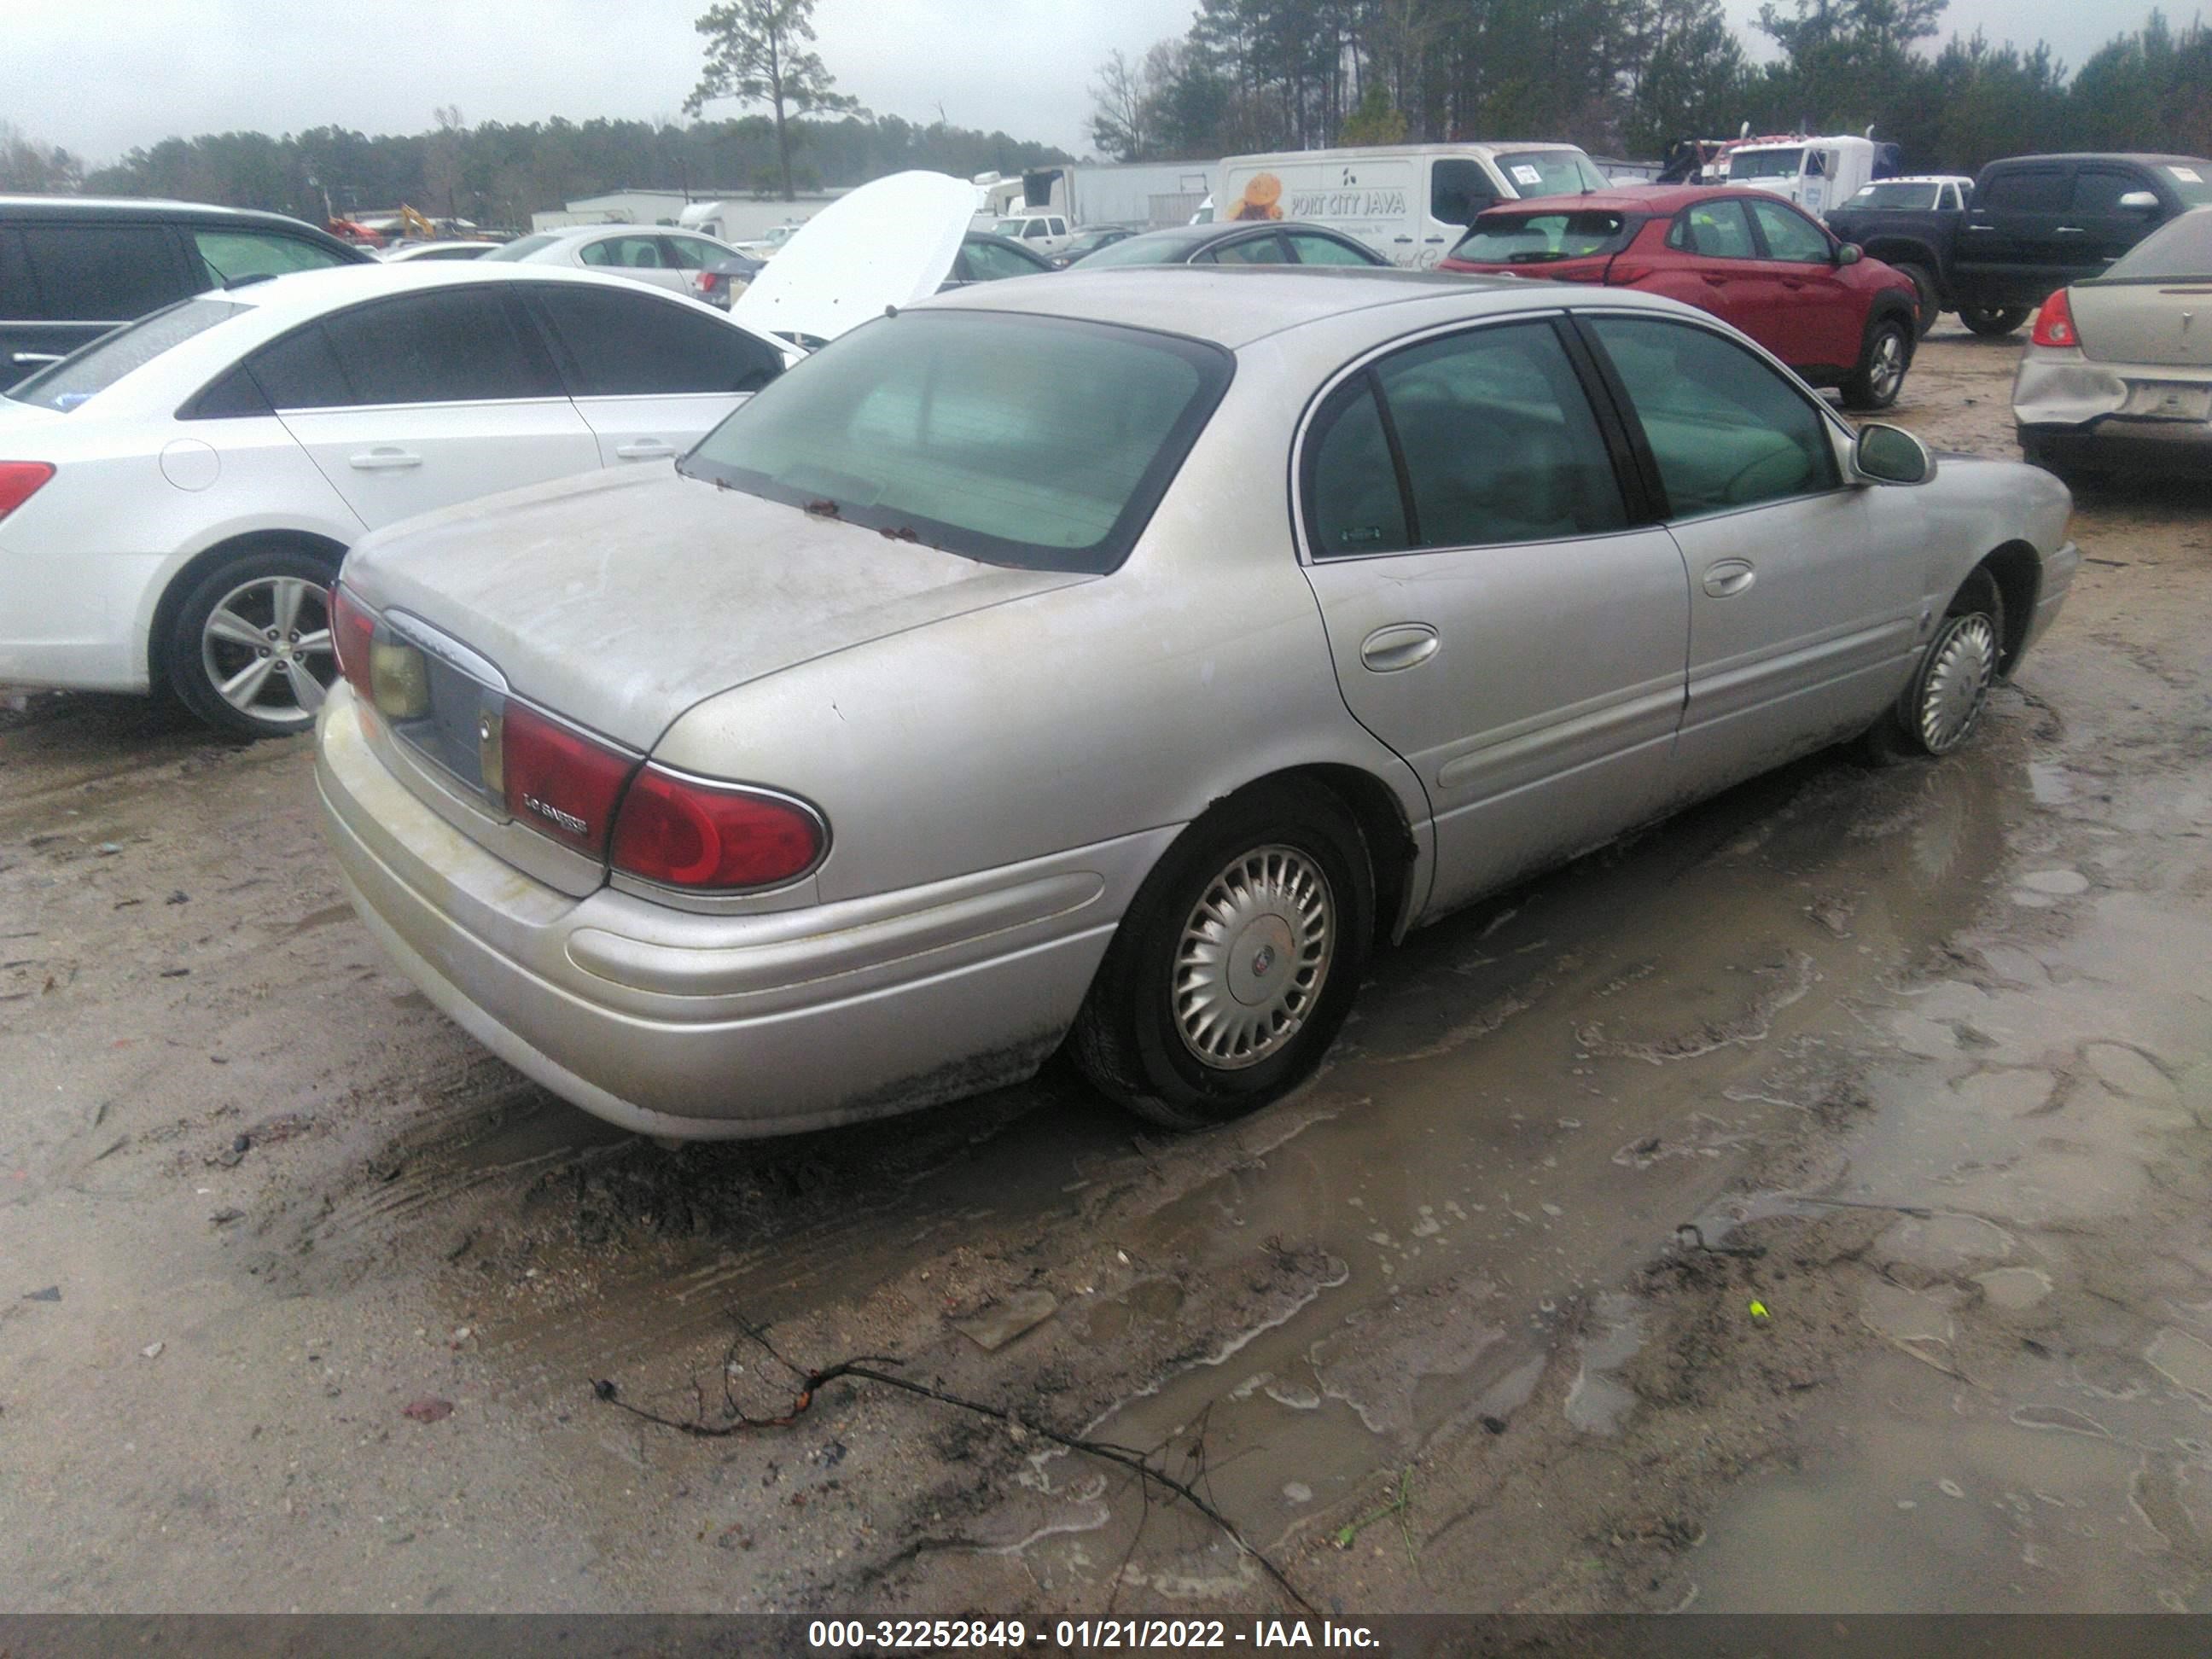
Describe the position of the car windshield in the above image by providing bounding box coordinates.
[481,233,562,260]
[8,298,247,413]
[2164,164,2212,206]
[2098,207,2212,281]
[1494,149,1610,198]
[1844,182,1940,210]
[679,311,1231,575]
[1452,210,1631,263]
[1729,148,1805,180]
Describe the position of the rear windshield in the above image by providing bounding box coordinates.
[481,234,562,261]
[1842,182,1940,211]
[2098,207,2212,282]
[1494,150,1609,199]
[1452,210,1633,263]
[8,297,247,413]
[1729,148,1804,180]
[1068,232,1191,268]
[679,311,1231,574]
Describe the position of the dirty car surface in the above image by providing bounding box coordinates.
[316,268,2077,1140]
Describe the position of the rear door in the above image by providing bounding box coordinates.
[1961,164,2072,306]
[1578,311,1922,800]
[1665,198,1774,330]
[526,281,786,467]
[3,219,193,386]
[1299,315,1691,915]
[255,284,598,529]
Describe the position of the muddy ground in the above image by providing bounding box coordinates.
[3,325,2209,1616]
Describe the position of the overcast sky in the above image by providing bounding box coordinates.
[8,0,2163,168]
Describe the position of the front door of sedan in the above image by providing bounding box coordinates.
[251,286,600,530]
[1298,317,1692,916]
[1577,312,1924,802]
[523,282,788,468]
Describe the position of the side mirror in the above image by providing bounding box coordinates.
[1835,242,1864,265]
[1854,422,1932,486]
[2118,190,2162,212]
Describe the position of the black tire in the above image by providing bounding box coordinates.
[1862,568,2005,764]
[1960,305,2030,338]
[1841,315,1912,411]
[1889,261,1939,339]
[165,544,341,739]
[1070,781,1375,1131]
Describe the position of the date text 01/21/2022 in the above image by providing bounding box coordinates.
[804,1619,1384,1650]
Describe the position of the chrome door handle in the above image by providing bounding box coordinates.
[1964,224,1995,232]
[1703,560,1756,598]
[2055,225,2087,235]
[1359,622,1440,672]
[614,439,676,460]
[347,448,422,471]
[9,352,63,366]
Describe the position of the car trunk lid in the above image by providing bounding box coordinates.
[2069,279,2212,369]
[342,464,1092,758]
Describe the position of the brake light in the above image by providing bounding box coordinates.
[2031,288,2077,348]
[331,584,378,701]
[0,462,55,522]
[611,766,824,890]
[699,271,724,293]
[500,704,637,859]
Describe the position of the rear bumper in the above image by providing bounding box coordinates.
[2017,418,2212,476]
[2014,350,2212,475]
[316,687,1165,1139]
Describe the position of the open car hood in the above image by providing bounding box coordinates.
[732,172,975,345]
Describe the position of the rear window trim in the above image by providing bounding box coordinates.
[677,308,1237,577]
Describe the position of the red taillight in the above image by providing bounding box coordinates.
[610,766,824,890]
[500,704,637,859]
[2031,288,2077,349]
[0,462,55,521]
[700,271,724,293]
[331,584,377,701]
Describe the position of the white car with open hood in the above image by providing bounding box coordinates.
[0,264,797,735]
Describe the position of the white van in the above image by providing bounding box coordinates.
[1723,136,1882,218]
[1216,143,1609,268]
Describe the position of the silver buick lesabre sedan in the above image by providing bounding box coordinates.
[317,270,2077,1140]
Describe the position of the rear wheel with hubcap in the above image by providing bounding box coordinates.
[166,545,340,738]
[1071,783,1374,1130]
[1864,569,2005,762]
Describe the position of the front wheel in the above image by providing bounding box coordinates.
[166,546,339,738]
[1960,305,2029,338]
[1842,317,1912,411]
[1070,783,1375,1131]
[1863,571,2005,762]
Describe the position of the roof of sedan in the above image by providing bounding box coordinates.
[921,265,1580,348]
[208,259,706,319]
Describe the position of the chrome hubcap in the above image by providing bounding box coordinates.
[201,576,334,727]
[1918,612,1997,754]
[1871,331,1906,399]
[1173,846,1334,1070]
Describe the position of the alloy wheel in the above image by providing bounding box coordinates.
[1869,329,1907,403]
[199,574,335,730]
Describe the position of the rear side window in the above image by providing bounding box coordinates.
[1585,315,1839,518]
[1978,168,2067,212]
[532,284,783,396]
[580,235,666,270]
[192,230,351,286]
[251,288,560,408]
[18,224,182,323]
[1287,231,1383,266]
[10,298,247,412]
[1669,200,1757,259]
[1207,234,1289,265]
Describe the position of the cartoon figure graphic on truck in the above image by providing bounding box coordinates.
[1230,173,1284,220]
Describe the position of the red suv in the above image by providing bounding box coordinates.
[1440,187,1920,410]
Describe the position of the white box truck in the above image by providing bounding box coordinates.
[1216,143,1609,267]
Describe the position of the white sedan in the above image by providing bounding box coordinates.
[481,224,748,308]
[0,263,795,736]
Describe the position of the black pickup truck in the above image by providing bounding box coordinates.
[1825,152,2212,336]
